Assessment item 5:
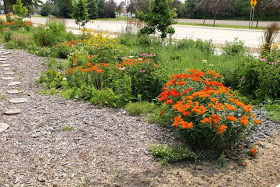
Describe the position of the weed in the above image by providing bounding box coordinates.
[62,126,73,131]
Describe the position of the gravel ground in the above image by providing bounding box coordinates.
[0,47,279,186]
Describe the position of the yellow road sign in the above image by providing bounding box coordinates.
[250,0,258,9]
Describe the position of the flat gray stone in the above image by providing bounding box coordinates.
[1,52,10,55]
[2,77,14,80]
[7,90,20,94]
[2,68,10,70]
[3,108,22,115]
[5,72,15,75]
[0,64,10,67]
[0,58,7,61]
[8,98,28,103]
[8,82,21,86]
[0,123,9,132]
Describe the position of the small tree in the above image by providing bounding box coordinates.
[196,0,211,24]
[72,0,89,29]
[13,0,28,20]
[88,0,99,19]
[138,0,177,39]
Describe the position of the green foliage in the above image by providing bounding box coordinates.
[138,0,177,38]
[13,0,28,20]
[88,0,99,19]
[176,39,214,54]
[259,100,280,123]
[72,0,89,28]
[37,69,64,89]
[218,153,228,167]
[222,38,247,56]
[3,31,12,42]
[33,19,75,47]
[236,56,280,102]
[125,101,158,116]
[40,1,55,16]
[62,126,73,131]
[150,143,198,165]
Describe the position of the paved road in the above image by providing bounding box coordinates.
[178,18,280,27]
[28,17,280,48]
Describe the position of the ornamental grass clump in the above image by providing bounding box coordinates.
[158,69,260,150]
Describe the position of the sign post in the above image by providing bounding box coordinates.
[249,0,257,29]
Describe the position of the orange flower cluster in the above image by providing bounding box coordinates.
[67,63,109,74]
[226,115,237,122]
[250,146,257,156]
[24,21,32,26]
[172,115,193,129]
[217,125,228,135]
[158,69,261,136]
[240,115,249,126]
[115,58,151,68]
[2,21,15,26]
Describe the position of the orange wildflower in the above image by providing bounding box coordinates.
[210,98,218,103]
[166,99,173,105]
[217,125,228,135]
[254,119,261,124]
[159,110,164,116]
[250,146,257,156]
[240,115,249,126]
[226,115,237,122]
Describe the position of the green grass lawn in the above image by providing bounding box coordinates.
[176,22,266,30]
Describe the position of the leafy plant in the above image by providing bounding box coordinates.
[13,0,28,20]
[218,153,228,167]
[72,0,89,29]
[150,143,198,165]
[222,37,247,56]
[62,126,73,131]
[125,101,158,115]
[158,69,260,150]
[138,0,177,39]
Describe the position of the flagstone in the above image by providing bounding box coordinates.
[8,82,21,86]
[7,90,20,94]
[2,77,14,80]
[0,123,9,133]
[8,98,28,104]
[3,108,22,115]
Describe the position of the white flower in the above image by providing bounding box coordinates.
[63,77,67,81]
[202,59,207,64]
[209,64,214,67]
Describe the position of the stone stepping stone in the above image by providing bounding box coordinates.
[3,108,22,115]
[2,68,10,70]
[2,77,14,80]
[8,82,21,86]
[8,98,28,104]
[0,64,10,67]
[5,72,15,75]
[1,52,10,55]
[7,90,20,94]
[0,58,7,61]
[0,123,9,133]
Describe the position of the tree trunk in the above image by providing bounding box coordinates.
[203,17,206,25]
[3,0,9,14]
[213,15,216,27]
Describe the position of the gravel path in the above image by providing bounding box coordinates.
[0,47,177,185]
[0,47,279,186]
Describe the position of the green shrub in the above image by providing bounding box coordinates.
[222,38,247,56]
[150,144,198,165]
[176,39,214,54]
[4,31,12,42]
[236,57,280,102]
[125,101,158,115]
[33,20,74,47]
